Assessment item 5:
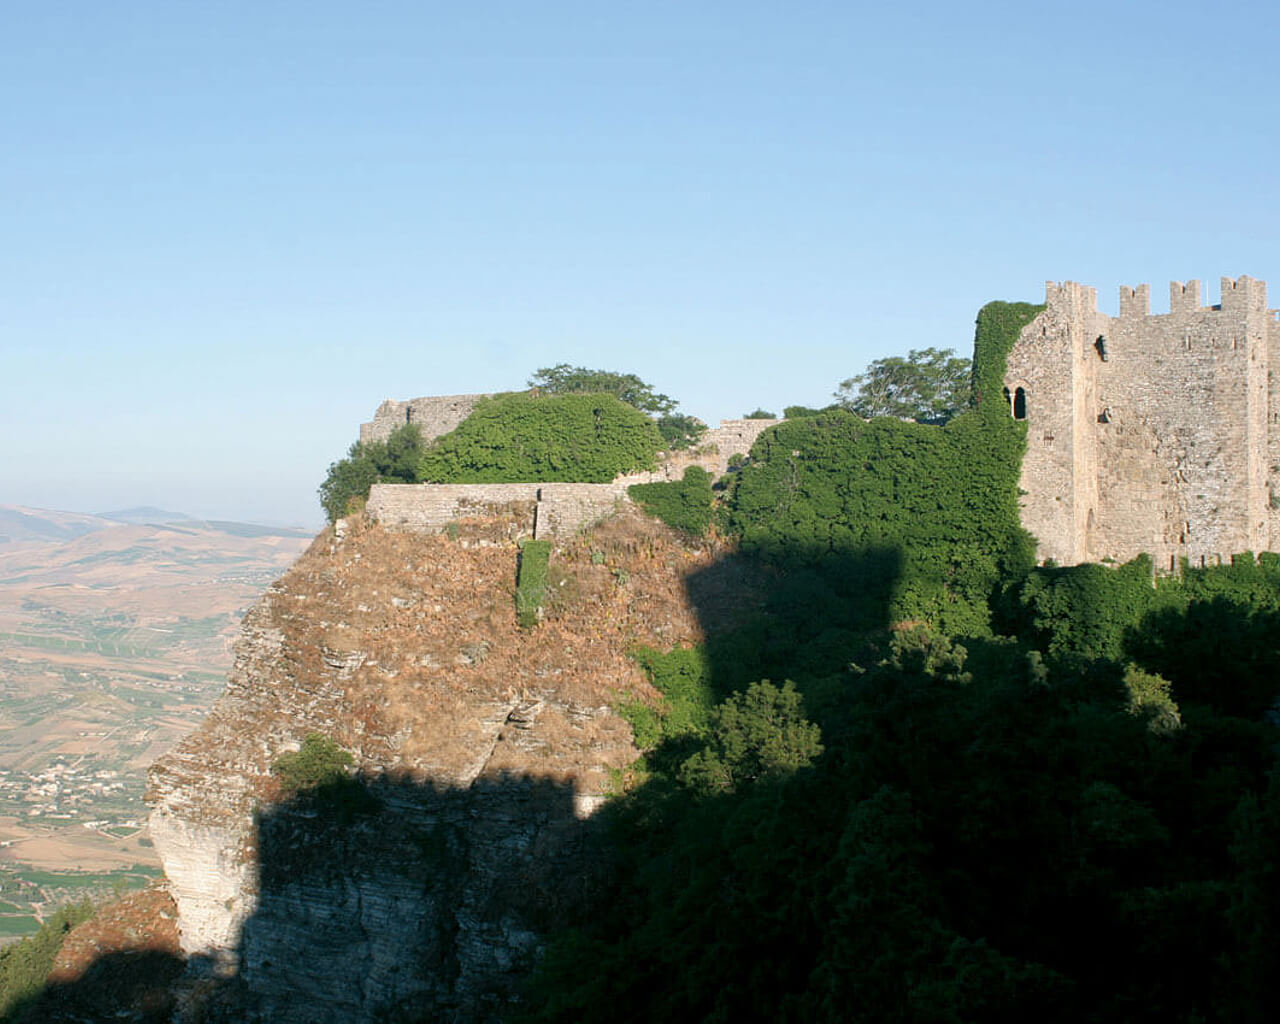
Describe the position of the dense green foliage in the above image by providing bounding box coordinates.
[627,467,714,536]
[318,423,426,523]
[835,346,972,423]
[743,408,777,419]
[1006,553,1280,720]
[523,296,1280,1022]
[418,393,662,483]
[527,364,677,416]
[727,303,1039,636]
[516,540,552,628]
[676,680,822,795]
[528,614,1280,1023]
[0,900,93,1021]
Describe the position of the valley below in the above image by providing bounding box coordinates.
[0,506,312,941]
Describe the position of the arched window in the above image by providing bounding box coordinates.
[1013,387,1027,420]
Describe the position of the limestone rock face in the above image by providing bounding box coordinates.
[147,510,722,1022]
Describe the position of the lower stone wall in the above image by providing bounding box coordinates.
[536,483,631,538]
[367,481,635,540]
[366,484,541,533]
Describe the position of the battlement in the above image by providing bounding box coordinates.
[1044,280,1099,316]
[1169,280,1202,314]
[1109,277,1269,319]
[1219,275,1267,314]
[1119,283,1150,318]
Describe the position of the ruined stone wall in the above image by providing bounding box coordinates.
[1007,276,1276,568]
[366,483,540,534]
[359,394,490,445]
[535,483,630,538]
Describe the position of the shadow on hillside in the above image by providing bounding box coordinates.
[1125,596,1280,719]
[18,773,598,1024]
[685,543,904,702]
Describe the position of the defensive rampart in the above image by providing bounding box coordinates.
[366,481,636,541]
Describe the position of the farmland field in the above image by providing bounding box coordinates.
[0,506,311,939]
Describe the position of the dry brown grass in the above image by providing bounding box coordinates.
[166,505,768,799]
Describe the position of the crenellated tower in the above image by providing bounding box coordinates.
[1005,275,1279,568]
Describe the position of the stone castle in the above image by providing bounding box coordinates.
[359,277,1280,570]
[1005,275,1280,569]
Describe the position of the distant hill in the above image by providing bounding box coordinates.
[96,507,197,526]
[0,506,115,545]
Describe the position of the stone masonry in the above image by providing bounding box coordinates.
[360,394,490,446]
[1005,275,1280,569]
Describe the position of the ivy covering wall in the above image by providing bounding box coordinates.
[418,392,663,483]
[726,301,1043,636]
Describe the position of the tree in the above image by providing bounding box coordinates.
[655,413,706,451]
[743,408,777,419]
[528,364,677,416]
[317,423,426,523]
[678,680,823,794]
[835,346,971,424]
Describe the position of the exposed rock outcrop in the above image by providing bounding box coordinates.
[147,508,733,1022]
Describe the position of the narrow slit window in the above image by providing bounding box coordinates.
[1013,387,1027,420]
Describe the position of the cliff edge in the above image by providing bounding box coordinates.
[145,506,739,1022]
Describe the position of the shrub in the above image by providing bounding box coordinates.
[656,414,707,451]
[628,467,714,536]
[516,539,552,628]
[677,680,823,794]
[272,733,354,793]
[318,423,426,523]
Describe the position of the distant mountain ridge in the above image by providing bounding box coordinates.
[0,506,314,546]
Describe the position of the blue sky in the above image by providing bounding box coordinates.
[4,1,1279,526]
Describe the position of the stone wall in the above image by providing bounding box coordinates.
[366,481,638,541]
[366,484,541,534]
[359,394,490,445]
[1006,276,1278,568]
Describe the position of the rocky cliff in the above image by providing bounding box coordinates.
[145,506,742,1022]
